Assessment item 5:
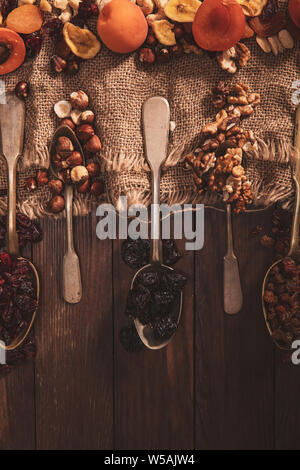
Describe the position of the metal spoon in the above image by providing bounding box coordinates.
[224,203,243,314]
[132,96,183,350]
[49,125,84,304]
[262,105,300,350]
[0,93,40,350]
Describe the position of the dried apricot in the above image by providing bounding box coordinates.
[0,28,25,75]
[192,0,245,51]
[6,4,43,34]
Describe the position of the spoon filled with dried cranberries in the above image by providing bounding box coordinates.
[130,97,186,350]
[0,93,40,351]
[262,105,300,350]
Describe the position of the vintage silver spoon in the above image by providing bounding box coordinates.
[132,96,183,350]
[49,125,84,304]
[262,105,300,350]
[0,93,39,350]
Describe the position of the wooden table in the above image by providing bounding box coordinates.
[0,206,299,450]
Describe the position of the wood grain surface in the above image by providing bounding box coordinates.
[0,207,299,450]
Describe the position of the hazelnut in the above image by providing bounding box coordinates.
[48,179,63,194]
[50,55,66,73]
[70,165,89,183]
[76,124,94,142]
[54,100,72,119]
[145,30,157,46]
[84,135,101,153]
[76,178,90,194]
[70,90,89,110]
[59,118,75,130]
[36,169,49,185]
[66,59,80,75]
[66,151,83,167]
[139,48,156,64]
[48,195,65,213]
[25,177,37,191]
[56,136,74,157]
[70,109,82,125]
[58,168,72,184]
[90,180,104,196]
[52,153,63,167]
[15,81,30,100]
[86,161,100,177]
[80,110,95,124]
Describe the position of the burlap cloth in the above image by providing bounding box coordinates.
[0,0,299,218]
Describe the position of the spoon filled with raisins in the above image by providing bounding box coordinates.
[262,106,300,350]
[0,93,40,351]
[128,97,186,350]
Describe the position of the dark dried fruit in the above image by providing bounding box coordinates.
[259,0,278,23]
[78,0,99,20]
[15,81,30,99]
[42,18,63,40]
[1,0,17,18]
[153,316,177,340]
[162,239,181,266]
[119,324,144,353]
[90,180,104,196]
[66,59,80,75]
[23,32,43,58]
[121,239,150,269]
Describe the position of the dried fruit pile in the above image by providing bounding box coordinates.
[120,238,186,353]
[185,81,260,212]
[0,213,42,249]
[263,255,300,349]
[0,253,37,377]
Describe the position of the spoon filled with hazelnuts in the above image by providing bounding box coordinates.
[49,125,86,304]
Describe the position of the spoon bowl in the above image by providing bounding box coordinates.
[132,263,183,350]
[49,124,85,179]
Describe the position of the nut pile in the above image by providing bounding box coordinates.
[185,81,260,213]
[24,89,104,214]
[263,255,300,349]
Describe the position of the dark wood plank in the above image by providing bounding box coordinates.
[33,214,113,450]
[195,207,275,450]
[114,228,194,450]
[0,243,36,450]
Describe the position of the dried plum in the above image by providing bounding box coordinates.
[121,239,150,269]
[154,289,175,306]
[136,271,160,289]
[163,271,187,295]
[162,240,181,266]
[154,316,178,340]
[119,324,144,353]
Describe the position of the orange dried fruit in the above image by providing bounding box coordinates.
[0,28,26,75]
[192,0,245,51]
[6,5,43,34]
[249,11,286,37]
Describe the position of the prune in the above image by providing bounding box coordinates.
[42,18,63,40]
[131,285,151,311]
[163,271,187,295]
[119,324,144,353]
[23,32,43,58]
[121,239,150,269]
[162,240,181,266]
[154,316,177,340]
[154,289,175,306]
[136,271,160,289]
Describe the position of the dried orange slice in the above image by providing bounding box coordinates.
[63,22,101,59]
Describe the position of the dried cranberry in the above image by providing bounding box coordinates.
[42,18,63,40]
[1,0,17,18]
[259,0,278,23]
[0,252,12,272]
[24,32,43,58]
[78,0,99,19]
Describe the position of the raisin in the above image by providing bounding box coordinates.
[119,324,144,353]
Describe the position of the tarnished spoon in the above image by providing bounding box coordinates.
[132,96,183,350]
[262,105,300,350]
[0,93,40,350]
[49,125,84,304]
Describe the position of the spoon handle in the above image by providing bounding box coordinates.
[142,97,170,264]
[63,184,82,303]
[224,203,243,314]
[7,159,19,258]
[289,105,300,256]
